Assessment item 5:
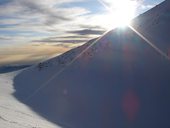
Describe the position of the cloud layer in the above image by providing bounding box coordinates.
[0,0,163,66]
[0,0,104,44]
[0,43,81,66]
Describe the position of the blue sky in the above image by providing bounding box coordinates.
[0,0,164,66]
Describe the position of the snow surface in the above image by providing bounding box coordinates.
[1,1,170,128]
[13,27,170,128]
[0,72,59,128]
[132,0,170,54]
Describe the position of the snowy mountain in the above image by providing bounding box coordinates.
[0,65,30,74]
[132,0,170,54]
[1,0,170,128]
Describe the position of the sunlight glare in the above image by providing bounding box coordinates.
[100,0,138,28]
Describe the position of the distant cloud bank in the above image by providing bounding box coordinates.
[0,0,163,66]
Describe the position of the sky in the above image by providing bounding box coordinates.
[0,0,164,66]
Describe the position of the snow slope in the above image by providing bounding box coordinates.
[132,0,170,54]
[13,26,170,128]
[2,0,170,128]
[0,72,59,128]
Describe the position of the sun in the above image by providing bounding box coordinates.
[100,0,138,28]
[112,0,137,27]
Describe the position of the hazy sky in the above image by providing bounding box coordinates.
[0,0,164,66]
